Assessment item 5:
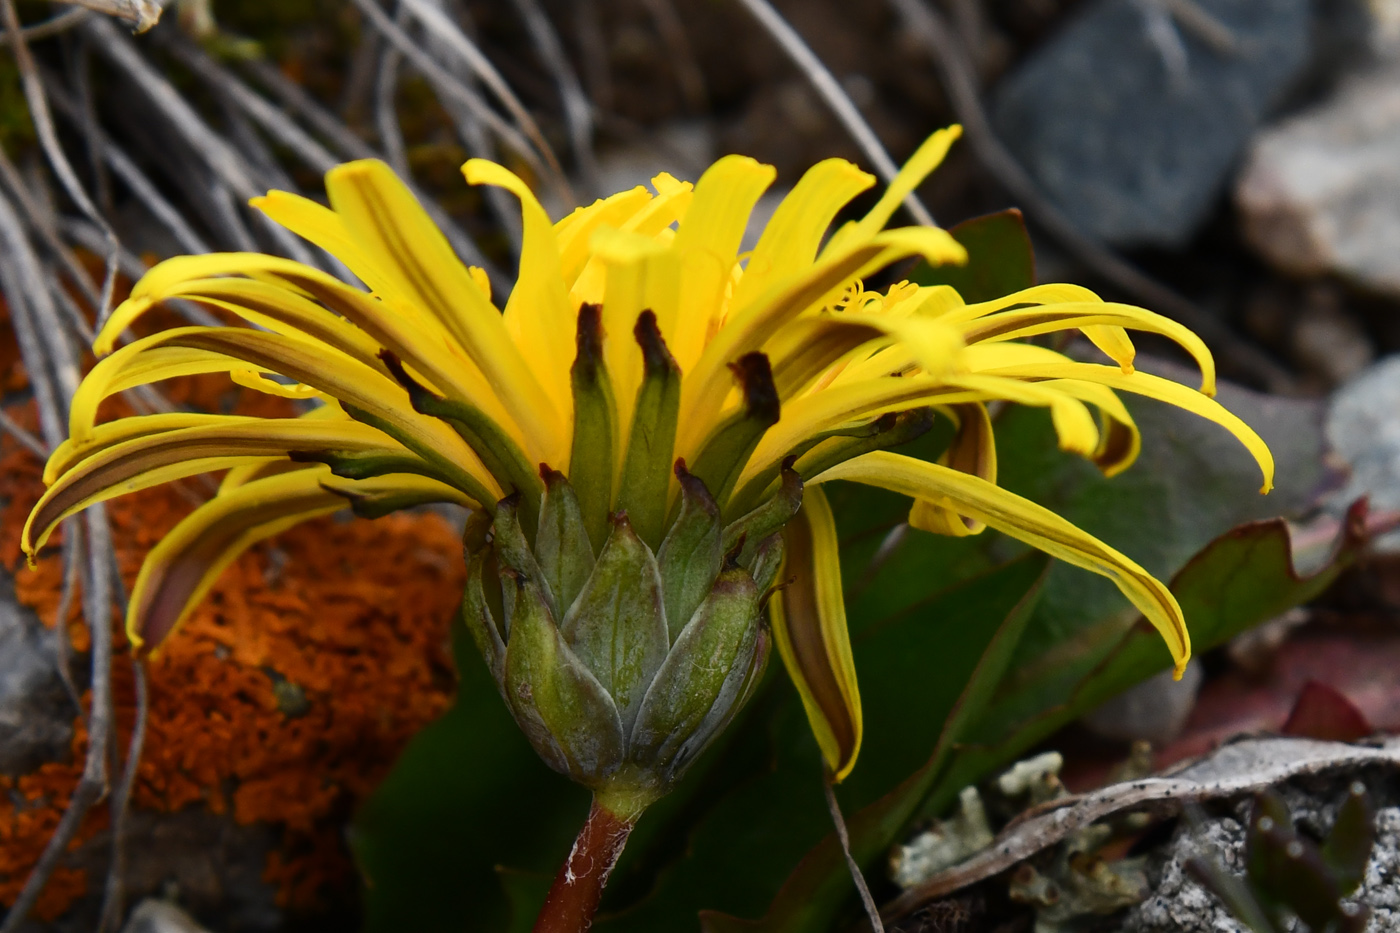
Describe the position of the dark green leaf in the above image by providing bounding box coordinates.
[352,629,589,933]
[1323,782,1375,897]
[908,209,1035,303]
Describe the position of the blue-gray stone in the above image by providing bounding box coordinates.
[0,569,74,776]
[991,0,1313,247]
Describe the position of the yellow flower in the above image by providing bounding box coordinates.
[21,125,1272,786]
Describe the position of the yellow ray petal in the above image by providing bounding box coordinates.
[229,369,323,399]
[940,283,1106,324]
[565,177,695,311]
[1036,379,1142,477]
[45,413,259,483]
[126,469,470,656]
[555,184,653,286]
[127,465,346,654]
[100,254,511,427]
[740,371,1099,490]
[621,173,694,237]
[815,450,1191,676]
[463,159,576,425]
[70,328,502,501]
[666,155,777,370]
[117,275,387,369]
[729,158,876,313]
[219,459,313,494]
[588,226,681,447]
[958,302,1216,394]
[770,485,863,779]
[763,315,892,400]
[908,403,995,536]
[24,419,404,556]
[322,160,564,457]
[1081,325,1136,374]
[250,191,379,280]
[681,227,967,456]
[979,361,1274,493]
[822,126,963,256]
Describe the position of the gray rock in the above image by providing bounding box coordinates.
[991,0,1312,247]
[1121,780,1400,933]
[1236,53,1400,298]
[0,569,75,775]
[120,900,211,933]
[32,810,283,933]
[1325,355,1400,551]
[1121,814,1252,933]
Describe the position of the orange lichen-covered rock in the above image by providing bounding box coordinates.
[0,311,465,920]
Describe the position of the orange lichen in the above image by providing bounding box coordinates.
[0,308,464,919]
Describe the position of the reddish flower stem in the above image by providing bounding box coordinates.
[532,798,636,933]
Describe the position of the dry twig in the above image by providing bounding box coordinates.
[507,0,599,187]
[0,144,102,311]
[0,188,116,933]
[47,0,158,32]
[883,737,1400,922]
[373,9,411,177]
[0,7,88,47]
[640,0,708,114]
[43,75,212,254]
[394,0,572,203]
[0,406,47,459]
[350,0,555,192]
[824,776,886,933]
[2,0,120,322]
[733,0,937,227]
[97,659,147,933]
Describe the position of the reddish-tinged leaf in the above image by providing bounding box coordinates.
[1282,681,1373,742]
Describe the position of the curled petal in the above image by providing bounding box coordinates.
[909,403,995,536]
[24,418,404,557]
[771,485,862,780]
[977,361,1273,493]
[814,451,1191,677]
[127,466,345,654]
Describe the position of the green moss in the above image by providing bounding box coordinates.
[0,56,33,150]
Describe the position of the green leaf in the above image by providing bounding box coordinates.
[908,209,1035,303]
[351,628,589,933]
[695,555,1049,933]
[928,508,1364,820]
[499,868,555,933]
[1322,782,1375,897]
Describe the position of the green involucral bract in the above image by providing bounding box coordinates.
[469,458,776,809]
